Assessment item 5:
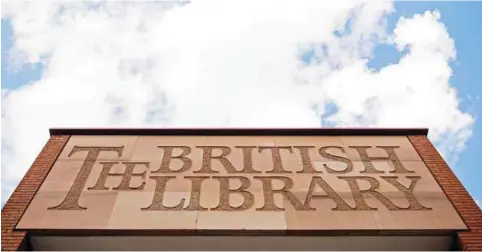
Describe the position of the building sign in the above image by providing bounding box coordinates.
[17,135,467,231]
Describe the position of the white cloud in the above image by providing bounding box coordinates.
[1,0,473,201]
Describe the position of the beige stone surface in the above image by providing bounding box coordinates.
[333,210,379,230]
[16,192,61,229]
[18,191,118,229]
[314,161,352,173]
[341,136,422,161]
[284,191,339,230]
[347,161,446,193]
[426,198,468,230]
[17,135,467,231]
[130,136,207,162]
[59,136,139,161]
[108,191,198,229]
[38,160,84,192]
[197,211,287,230]
[369,196,467,230]
[44,191,117,229]
[273,136,343,146]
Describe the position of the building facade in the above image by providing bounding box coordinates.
[2,128,481,251]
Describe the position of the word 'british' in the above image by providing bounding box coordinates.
[49,145,430,212]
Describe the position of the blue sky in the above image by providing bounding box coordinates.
[379,1,482,205]
[1,1,481,206]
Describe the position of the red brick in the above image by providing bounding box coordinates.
[409,135,482,251]
[2,132,481,251]
[1,135,69,251]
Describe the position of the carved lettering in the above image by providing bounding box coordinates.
[115,162,149,190]
[349,146,414,174]
[348,146,383,173]
[236,146,261,173]
[211,176,254,211]
[254,176,308,211]
[339,176,402,210]
[154,146,192,173]
[304,176,354,211]
[258,146,292,173]
[89,162,117,190]
[48,143,433,213]
[49,146,124,210]
[377,146,415,174]
[319,146,353,173]
[382,176,432,210]
[183,176,210,211]
[294,146,319,173]
[194,146,237,174]
[88,161,148,190]
[142,176,184,211]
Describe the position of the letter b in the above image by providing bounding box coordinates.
[153,146,192,173]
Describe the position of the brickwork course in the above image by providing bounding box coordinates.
[1,129,481,251]
[409,135,482,251]
[1,135,70,251]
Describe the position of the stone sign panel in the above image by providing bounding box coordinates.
[17,135,467,231]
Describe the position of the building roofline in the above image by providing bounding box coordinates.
[49,128,429,136]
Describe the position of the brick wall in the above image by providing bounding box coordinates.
[409,135,482,251]
[2,133,480,250]
[1,135,69,251]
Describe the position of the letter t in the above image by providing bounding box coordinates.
[49,146,124,210]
